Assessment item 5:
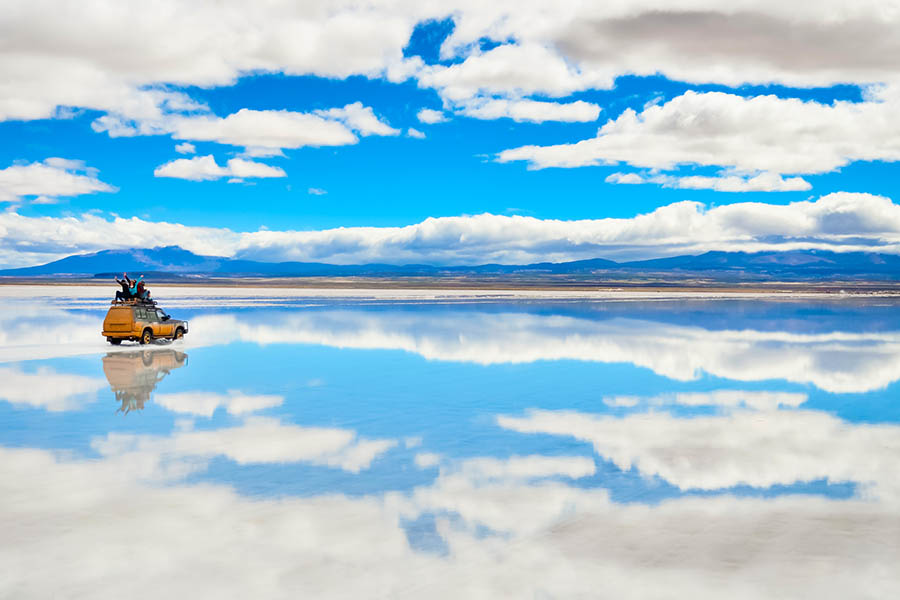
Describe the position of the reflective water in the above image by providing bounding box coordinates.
[1,286,899,598]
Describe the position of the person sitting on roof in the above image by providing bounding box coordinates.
[136,276,150,301]
[114,273,132,302]
[128,274,143,300]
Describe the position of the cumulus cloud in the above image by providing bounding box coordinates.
[459,98,601,123]
[308,187,327,195]
[606,170,812,192]
[4,1,900,178]
[440,2,900,90]
[0,158,116,204]
[314,102,400,136]
[5,1,900,183]
[407,127,425,139]
[104,103,398,155]
[6,192,900,267]
[153,155,286,181]
[5,2,900,127]
[499,90,900,175]
[0,1,428,123]
[174,142,195,154]
[417,108,448,124]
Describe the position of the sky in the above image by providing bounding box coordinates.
[2,1,900,267]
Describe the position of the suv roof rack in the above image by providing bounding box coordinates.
[111,298,158,307]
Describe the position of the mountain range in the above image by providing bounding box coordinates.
[2,246,900,280]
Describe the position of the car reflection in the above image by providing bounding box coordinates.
[102,349,188,414]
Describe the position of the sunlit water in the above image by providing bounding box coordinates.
[1,285,899,598]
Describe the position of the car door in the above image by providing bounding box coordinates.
[133,307,149,336]
[144,308,165,337]
[155,309,174,337]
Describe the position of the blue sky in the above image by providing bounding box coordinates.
[2,2,900,267]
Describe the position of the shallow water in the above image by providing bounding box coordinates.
[1,286,899,598]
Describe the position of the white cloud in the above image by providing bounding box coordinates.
[8,192,900,267]
[314,102,400,136]
[308,187,327,195]
[153,155,285,181]
[441,3,900,90]
[604,172,644,185]
[606,170,812,192]
[0,1,428,123]
[3,0,900,179]
[417,108,448,124]
[675,172,812,192]
[460,98,601,123]
[499,90,900,175]
[165,109,358,151]
[0,365,104,411]
[0,158,116,204]
[418,43,613,102]
[407,127,425,139]
[154,390,283,417]
[174,142,195,154]
[102,103,398,155]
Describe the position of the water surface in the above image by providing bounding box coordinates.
[1,286,898,598]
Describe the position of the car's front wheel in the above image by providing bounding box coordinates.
[140,329,152,345]
[174,327,184,340]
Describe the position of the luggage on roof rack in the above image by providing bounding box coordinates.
[111,298,157,307]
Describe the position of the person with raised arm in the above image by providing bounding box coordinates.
[114,273,132,302]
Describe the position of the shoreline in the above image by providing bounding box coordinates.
[3,278,900,300]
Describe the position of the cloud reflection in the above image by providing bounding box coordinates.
[0,365,104,411]
[188,309,900,393]
[2,443,898,599]
[4,300,900,394]
[499,408,900,500]
[93,417,397,475]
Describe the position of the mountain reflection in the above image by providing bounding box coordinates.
[102,349,188,413]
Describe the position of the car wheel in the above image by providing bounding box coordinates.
[174,327,184,340]
[140,329,152,345]
[108,337,122,345]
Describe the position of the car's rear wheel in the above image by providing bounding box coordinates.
[108,337,122,345]
[174,327,184,340]
[140,329,152,345]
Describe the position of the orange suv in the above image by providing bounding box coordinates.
[102,302,189,345]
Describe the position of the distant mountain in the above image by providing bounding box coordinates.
[1,246,899,280]
[622,250,900,276]
[0,246,621,278]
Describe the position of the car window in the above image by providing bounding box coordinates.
[156,310,167,320]
[135,308,149,321]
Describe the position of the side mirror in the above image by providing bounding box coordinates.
[162,315,170,321]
